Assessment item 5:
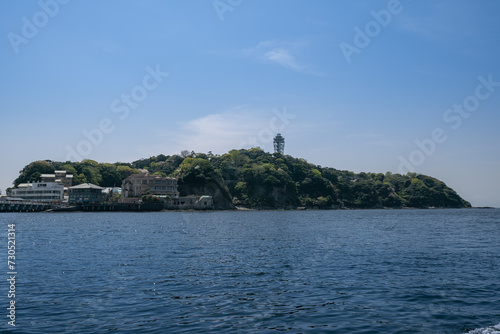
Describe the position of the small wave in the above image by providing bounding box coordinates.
[465,323,500,334]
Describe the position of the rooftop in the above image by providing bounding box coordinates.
[40,174,73,179]
[69,183,104,190]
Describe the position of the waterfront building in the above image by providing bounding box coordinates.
[40,170,74,188]
[273,133,285,154]
[121,173,179,199]
[11,182,64,202]
[169,195,213,209]
[69,183,106,204]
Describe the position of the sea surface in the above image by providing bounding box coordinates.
[1,209,499,333]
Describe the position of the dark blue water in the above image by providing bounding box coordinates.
[1,209,499,333]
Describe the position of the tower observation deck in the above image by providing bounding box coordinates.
[273,133,285,154]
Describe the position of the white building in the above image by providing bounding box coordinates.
[40,170,74,188]
[11,182,64,202]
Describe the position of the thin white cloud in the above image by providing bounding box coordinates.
[263,48,302,71]
[156,107,275,154]
[151,104,315,155]
[230,40,323,76]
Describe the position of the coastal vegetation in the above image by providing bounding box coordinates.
[12,148,471,209]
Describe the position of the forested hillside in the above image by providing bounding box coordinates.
[11,148,471,209]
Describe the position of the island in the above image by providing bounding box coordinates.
[5,148,471,211]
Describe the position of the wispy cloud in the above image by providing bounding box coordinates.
[230,40,323,76]
[155,107,271,154]
[263,48,302,71]
[148,108,348,160]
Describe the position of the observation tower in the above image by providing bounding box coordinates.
[273,133,285,154]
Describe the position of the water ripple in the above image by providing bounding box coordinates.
[1,209,499,333]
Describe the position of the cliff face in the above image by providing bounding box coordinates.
[231,183,299,209]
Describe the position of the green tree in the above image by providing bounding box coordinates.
[14,161,55,186]
[176,158,215,185]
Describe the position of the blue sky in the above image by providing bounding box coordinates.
[1,0,499,207]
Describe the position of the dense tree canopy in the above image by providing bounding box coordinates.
[14,160,139,188]
[12,149,471,209]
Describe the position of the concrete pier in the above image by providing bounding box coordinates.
[0,200,54,212]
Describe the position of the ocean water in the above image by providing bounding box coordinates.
[1,209,499,333]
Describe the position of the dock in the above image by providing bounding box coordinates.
[0,200,56,212]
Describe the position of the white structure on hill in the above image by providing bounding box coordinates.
[11,182,64,202]
[40,170,74,187]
